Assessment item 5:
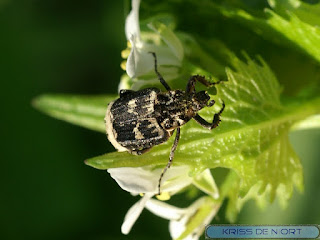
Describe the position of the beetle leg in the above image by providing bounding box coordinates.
[149,52,171,91]
[158,127,181,195]
[186,75,222,94]
[193,101,225,130]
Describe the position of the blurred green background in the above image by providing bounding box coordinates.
[1,0,320,240]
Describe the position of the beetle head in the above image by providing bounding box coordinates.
[193,91,211,110]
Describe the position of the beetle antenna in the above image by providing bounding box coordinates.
[149,52,171,91]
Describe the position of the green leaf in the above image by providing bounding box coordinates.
[216,2,320,65]
[33,94,116,133]
[85,151,165,169]
[269,0,320,26]
[179,35,228,81]
[86,54,320,210]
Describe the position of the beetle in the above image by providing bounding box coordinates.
[105,52,225,195]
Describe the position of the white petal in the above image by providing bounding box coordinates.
[126,36,137,78]
[108,167,158,194]
[162,165,190,181]
[108,165,192,195]
[125,0,140,40]
[145,198,185,220]
[126,40,155,78]
[125,10,183,79]
[126,37,182,78]
[169,215,189,239]
[168,197,207,239]
[148,22,184,61]
[121,193,153,234]
[161,165,193,194]
[192,169,219,199]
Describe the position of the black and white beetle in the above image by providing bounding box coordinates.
[105,52,225,195]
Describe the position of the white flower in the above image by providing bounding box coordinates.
[108,166,219,235]
[120,0,184,90]
[145,196,221,240]
[108,165,191,234]
[111,0,221,238]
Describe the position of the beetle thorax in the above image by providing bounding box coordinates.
[154,90,210,131]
